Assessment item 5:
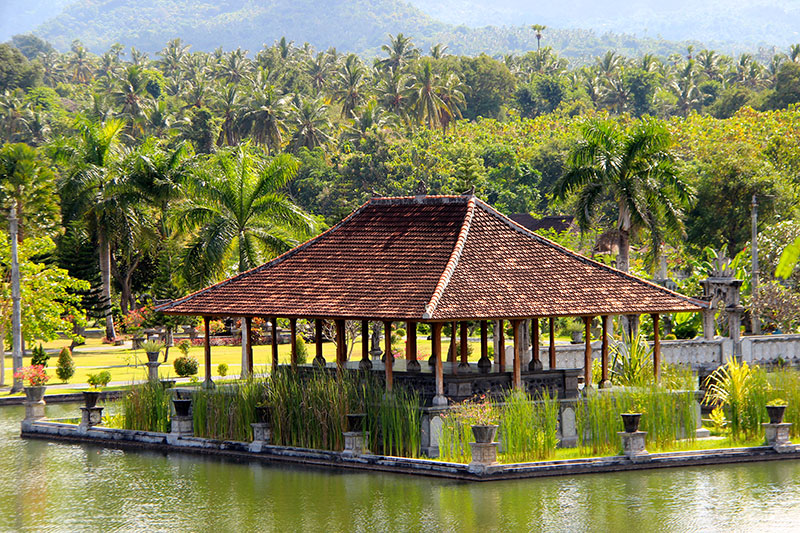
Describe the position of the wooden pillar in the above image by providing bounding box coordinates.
[529,318,542,371]
[271,317,278,371]
[548,317,556,369]
[511,319,522,389]
[432,323,445,405]
[335,319,347,369]
[407,321,420,372]
[314,319,325,367]
[384,321,393,392]
[360,320,372,370]
[498,319,506,371]
[652,313,661,382]
[203,316,213,388]
[459,321,469,369]
[246,317,254,375]
[449,321,457,365]
[241,317,250,378]
[601,316,610,388]
[478,320,490,372]
[583,317,593,388]
[289,318,297,370]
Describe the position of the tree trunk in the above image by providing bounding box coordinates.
[0,324,5,387]
[97,229,117,341]
[617,228,630,273]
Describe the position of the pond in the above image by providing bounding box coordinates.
[3,403,800,531]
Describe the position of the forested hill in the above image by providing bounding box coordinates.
[14,0,747,62]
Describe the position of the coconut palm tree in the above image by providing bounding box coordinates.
[177,145,316,286]
[240,83,286,153]
[56,117,127,340]
[335,54,367,118]
[287,94,333,151]
[67,42,94,84]
[377,72,415,122]
[555,117,691,273]
[112,65,149,136]
[0,143,59,240]
[412,60,447,129]
[531,24,547,51]
[378,34,419,74]
[305,52,335,94]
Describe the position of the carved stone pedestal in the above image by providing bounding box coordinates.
[618,431,650,462]
[24,399,46,422]
[145,361,160,381]
[171,415,193,437]
[79,406,103,428]
[342,431,370,456]
[468,442,499,473]
[249,422,272,452]
[763,422,796,453]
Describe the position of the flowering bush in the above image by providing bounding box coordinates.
[122,307,151,335]
[449,395,498,426]
[14,365,50,387]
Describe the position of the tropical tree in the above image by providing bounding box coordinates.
[240,82,286,153]
[555,117,691,272]
[531,24,547,51]
[378,34,419,74]
[412,60,447,129]
[177,145,316,286]
[56,117,126,340]
[335,54,367,118]
[287,95,333,151]
[0,143,59,239]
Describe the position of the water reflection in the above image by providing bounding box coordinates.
[3,404,800,531]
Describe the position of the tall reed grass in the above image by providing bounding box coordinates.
[120,381,173,433]
[192,379,268,441]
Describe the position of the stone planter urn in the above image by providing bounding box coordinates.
[347,413,366,433]
[471,424,499,444]
[146,351,160,363]
[256,405,272,424]
[83,390,101,409]
[132,336,145,350]
[172,398,192,417]
[24,386,46,404]
[621,413,642,433]
[767,405,787,425]
[160,379,176,389]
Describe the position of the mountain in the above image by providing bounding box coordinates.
[406,0,800,47]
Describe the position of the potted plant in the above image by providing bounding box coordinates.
[85,370,111,408]
[621,411,642,433]
[462,396,499,443]
[767,398,788,424]
[14,365,50,402]
[141,340,164,363]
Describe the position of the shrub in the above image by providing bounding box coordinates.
[295,337,308,364]
[55,347,75,382]
[121,381,172,432]
[217,363,228,377]
[176,339,191,356]
[87,370,112,389]
[30,344,50,367]
[174,356,199,377]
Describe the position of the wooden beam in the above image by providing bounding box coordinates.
[335,319,346,369]
[549,317,556,369]
[584,316,593,388]
[652,313,661,382]
[271,317,278,371]
[315,319,325,367]
[498,319,506,371]
[529,318,541,371]
[360,320,371,370]
[289,318,297,371]
[246,316,254,376]
[203,316,212,387]
[459,321,469,369]
[407,321,420,372]
[512,319,522,389]
[432,322,444,402]
[601,316,610,387]
[384,321,393,392]
[449,321,457,367]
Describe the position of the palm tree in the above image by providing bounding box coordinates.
[791,44,800,63]
[56,117,127,340]
[335,54,367,118]
[377,72,415,122]
[412,60,447,129]
[305,52,335,94]
[177,145,316,286]
[287,94,333,151]
[436,72,466,132]
[430,43,448,59]
[67,42,94,84]
[343,100,394,142]
[555,117,691,273]
[239,83,286,153]
[157,38,191,78]
[531,24,547,51]
[112,65,149,136]
[378,34,419,74]
[213,83,242,147]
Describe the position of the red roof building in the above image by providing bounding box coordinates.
[159,195,703,402]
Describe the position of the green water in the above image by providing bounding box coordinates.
[3,404,800,532]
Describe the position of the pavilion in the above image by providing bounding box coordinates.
[157,195,704,405]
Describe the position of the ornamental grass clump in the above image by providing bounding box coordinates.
[120,381,172,433]
[438,396,498,463]
[499,390,560,462]
[704,357,769,442]
[768,368,800,437]
[192,379,267,441]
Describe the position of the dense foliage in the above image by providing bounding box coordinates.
[1,32,800,338]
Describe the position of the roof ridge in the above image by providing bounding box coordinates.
[155,199,374,313]
[422,196,477,319]
[472,198,707,309]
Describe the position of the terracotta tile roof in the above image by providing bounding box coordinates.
[158,196,703,320]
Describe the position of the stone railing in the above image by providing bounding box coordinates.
[741,334,800,366]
